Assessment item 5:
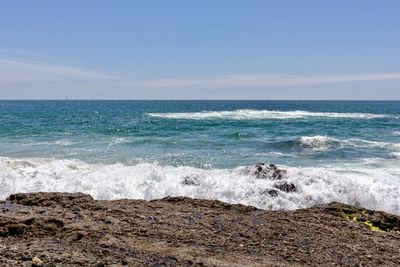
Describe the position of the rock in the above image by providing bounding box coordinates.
[251,163,287,179]
[264,189,279,197]
[324,202,400,232]
[7,192,94,208]
[274,182,296,193]
[0,223,27,237]
[182,175,200,186]
[1,192,400,266]
[19,255,32,261]
[32,256,43,266]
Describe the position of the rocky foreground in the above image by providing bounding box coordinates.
[0,192,399,267]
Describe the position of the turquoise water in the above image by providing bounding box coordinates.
[1,100,400,213]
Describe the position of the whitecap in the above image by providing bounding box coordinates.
[21,140,81,147]
[147,109,389,120]
[1,156,399,215]
[293,135,400,153]
[295,135,336,150]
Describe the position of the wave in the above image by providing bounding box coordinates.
[21,140,82,147]
[147,109,390,120]
[1,156,399,215]
[294,135,400,153]
[295,135,336,150]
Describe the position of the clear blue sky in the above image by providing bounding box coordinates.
[0,0,400,99]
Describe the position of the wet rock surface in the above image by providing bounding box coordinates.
[273,182,297,193]
[245,163,297,197]
[1,192,400,266]
[182,175,200,186]
[252,163,287,180]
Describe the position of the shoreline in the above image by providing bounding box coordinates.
[1,192,399,266]
[2,159,399,216]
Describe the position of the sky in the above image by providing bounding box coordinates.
[0,0,400,100]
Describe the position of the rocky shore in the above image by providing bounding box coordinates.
[0,192,399,267]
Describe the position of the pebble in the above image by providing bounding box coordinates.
[32,256,44,266]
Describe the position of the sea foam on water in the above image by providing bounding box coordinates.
[1,156,399,215]
[147,109,390,120]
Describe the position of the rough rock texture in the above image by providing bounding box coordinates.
[273,182,296,193]
[242,163,296,197]
[251,163,287,180]
[1,192,400,267]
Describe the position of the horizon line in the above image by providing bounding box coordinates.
[1,99,399,101]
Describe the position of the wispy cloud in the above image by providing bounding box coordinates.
[2,57,400,88]
[0,47,46,60]
[0,58,115,84]
[125,73,400,88]
[1,55,400,99]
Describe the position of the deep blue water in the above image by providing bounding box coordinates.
[0,100,399,213]
[1,100,399,167]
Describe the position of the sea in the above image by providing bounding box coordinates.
[1,100,399,214]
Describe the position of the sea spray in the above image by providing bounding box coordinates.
[147,109,390,120]
[1,156,399,215]
[1,100,399,215]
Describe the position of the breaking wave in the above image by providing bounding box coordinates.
[294,135,400,153]
[295,135,337,150]
[147,109,390,120]
[1,156,399,215]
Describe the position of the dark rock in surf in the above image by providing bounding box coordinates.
[252,163,287,180]
[274,182,296,193]
[182,175,200,186]
[264,189,279,197]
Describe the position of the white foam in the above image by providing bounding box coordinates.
[296,135,335,150]
[21,140,82,147]
[1,156,399,215]
[255,151,294,157]
[147,109,389,120]
[108,137,133,146]
[295,135,400,153]
[344,140,400,158]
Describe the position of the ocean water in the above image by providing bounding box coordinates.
[1,100,399,214]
